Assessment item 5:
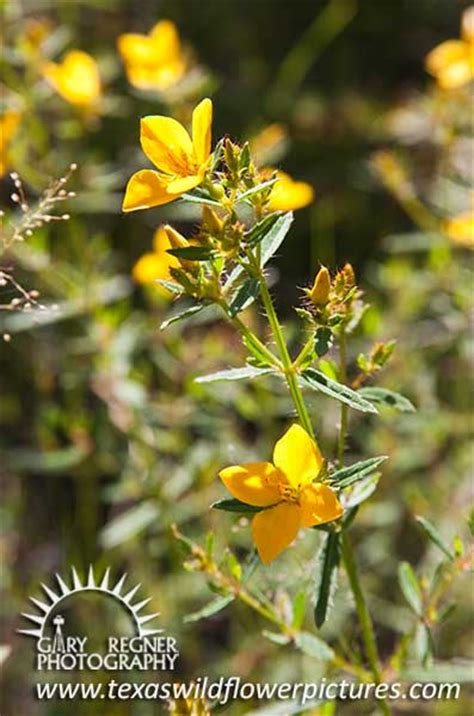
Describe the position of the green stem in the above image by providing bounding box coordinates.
[337,329,348,465]
[337,329,389,714]
[341,534,391,716]
[218,300,282,370]
[257,272,315,439]
[340,533,381,681]
[293,334,314,370]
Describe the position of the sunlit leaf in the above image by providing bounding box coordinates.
[196,366,274,383]
[328,456,387,489]
[398,562,423,616]
[300,368,378,414]
[358,387,415,413]
[415,516,454,561]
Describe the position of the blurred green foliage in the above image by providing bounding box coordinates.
[0,1,472,714]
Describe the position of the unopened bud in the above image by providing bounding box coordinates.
[308,266,331,306]
[202,205,223,235]
[163,225,194,271]
[342,263,355,287]
[163,225,189,250]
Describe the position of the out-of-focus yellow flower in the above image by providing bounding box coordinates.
[219,424,342,564]
[266,170,315,212]
[122,98,213,212]
[0,110,21,177]
[425,7,474,89]
[43,50,102,107]
[443,211,474,249]
[117,20,187,91]
[132,225,181,291]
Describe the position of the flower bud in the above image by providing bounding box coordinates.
[308,266,331,306]
[342,263,355,287]
[163,224,194,272]
[163,224,189,250]
[202,205,223,235]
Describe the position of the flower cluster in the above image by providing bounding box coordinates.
[125,99,314,291]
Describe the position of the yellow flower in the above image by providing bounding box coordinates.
[117,20,187,91]
[0,110,21,177]
[425,7,474,89]
[122,98,213,212]
[132,225,181,291]
[307,266,331,306]
[219,424,342,564]
[443,211,474,249]
[267,170,315,212]
[43,50,102,106]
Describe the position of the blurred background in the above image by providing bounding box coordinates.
[0,0,473,714]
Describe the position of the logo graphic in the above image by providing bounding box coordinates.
[19,567,179,672]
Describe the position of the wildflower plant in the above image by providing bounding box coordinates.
[119,98,467,713]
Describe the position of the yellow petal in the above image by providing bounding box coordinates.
[299,483,343,528]
[132,252,171,285]
[425,39,469,73]
[150,20,182,63]
[166,175,202,194]
[219,462,281,506]
[44,51,101,106]
[192,98,213,167]
[443,211,474,248]
[437,58,473,90]
[0,111,21,147]
[252,502,300,564]
[117,33,156,66]
[122,170,179,212]
[268,171,314,212]
[140,115,194,175]
[273,424,323,489]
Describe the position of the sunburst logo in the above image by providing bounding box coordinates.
[18,567,180,673]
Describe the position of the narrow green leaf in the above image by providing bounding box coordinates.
[156,279,183,294]
[343,474,380,508]
[314,531,340,628]
[262,630,291,646]
[415,516,454,561]
[236,178,277,203]
[294,631,334,661]
[260,212,294,266]
[328,456,388,489]
[228,278,260,316]
[167,245,215,261]
[292,591,306,629]
[358,387,415,413]
[180,191,221,207]
[438,602,456,623]
[223,213,293,292]
[212,498,271,514]
[184,595,234,623]
[4,446,87,474]
[243,335,275,368]
[160,303,204,330]
[245,213,280,245]
[227,551,242,581]
[196,366,273,384]
[398,562,423,616]
[300,368,378,414]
